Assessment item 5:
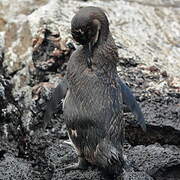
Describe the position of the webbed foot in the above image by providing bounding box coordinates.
[61,157,90,172]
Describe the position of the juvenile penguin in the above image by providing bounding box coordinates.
[64,6,125,174]
[44,6,146,175]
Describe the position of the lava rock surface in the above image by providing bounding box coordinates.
[0,0,180,179]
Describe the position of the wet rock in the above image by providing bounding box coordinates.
[126,0,180,7]
[148,65,160,73]
[168,77,180,90]
[24,131,54,180]
[27,0,180,79]
[0,153,32,180]
[154,165,180,180]
[1,0,75,136]
[122,171,153,180]
[0,0,48,19]
[0,75,21,135]
[2,0,75,92]
[0,17,7,31]
[27,0,74,38]
[0,75,30,163]
[45,141,77,170]
[0,32,5,73]
[0,60,30,159]
[125,92,180,146]
[3,18,32,75]
[32,27,74,73]
[127,144,180,179]
[161,71,168,78]
[118,64,180,146]
[27,0,75,87]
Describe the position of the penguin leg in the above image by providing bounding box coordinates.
[63,139,89,170]
[62,156,90,172]
[62,130,90,171]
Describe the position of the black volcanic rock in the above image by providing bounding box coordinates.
[127,144,180,178]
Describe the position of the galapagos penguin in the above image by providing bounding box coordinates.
[44,6,146,176]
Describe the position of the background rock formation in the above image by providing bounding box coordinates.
[0,0,180,179]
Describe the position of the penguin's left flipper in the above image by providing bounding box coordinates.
[43,79,68,129]
[118,79,146,132]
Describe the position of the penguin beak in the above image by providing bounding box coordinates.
[84,21,101,69]
[84,42,93,69]
[87,42,93,68]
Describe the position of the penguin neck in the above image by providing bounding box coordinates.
[91,32,118,72]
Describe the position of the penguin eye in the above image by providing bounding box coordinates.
[85,26,90,31]
[85,26,91,34]
[71,26,92,45]
[84,27,91,38]
[71,31,77,37]
[71,30,80,39]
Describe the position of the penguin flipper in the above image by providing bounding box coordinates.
[43,79,68,129]
[117,79,146,132]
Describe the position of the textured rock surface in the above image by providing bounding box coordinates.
[119,64,180,146]
[0,154,32,180]
[127,144,180,178]
[0,0,180,179]
[1,0,180,79]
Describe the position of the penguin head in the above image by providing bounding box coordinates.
[71,6,109,46]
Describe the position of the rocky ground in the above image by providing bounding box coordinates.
[0,0,180,179]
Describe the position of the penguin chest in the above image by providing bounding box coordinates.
[63,76,101,119]
[63,72,122,123]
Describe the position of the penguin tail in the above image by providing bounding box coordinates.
[94,139,124,176]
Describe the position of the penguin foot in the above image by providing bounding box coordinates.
[62,157,90,172]
[64,139,74,146]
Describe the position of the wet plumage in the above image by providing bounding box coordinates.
[44,6,146,176]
